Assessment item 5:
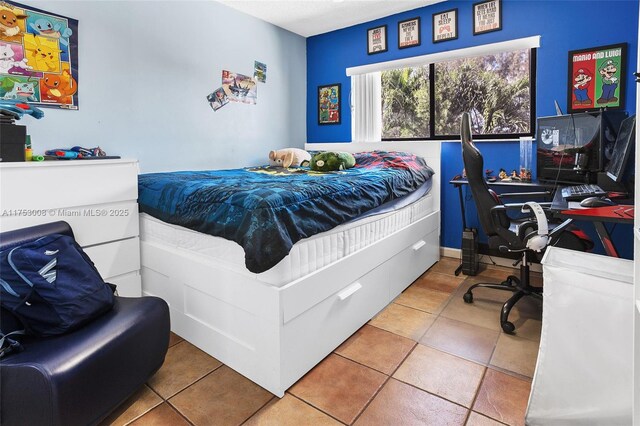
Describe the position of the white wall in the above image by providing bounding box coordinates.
[18,0,306,172]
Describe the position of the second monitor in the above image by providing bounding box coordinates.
[537,111,627,184]
[605,115,635,184]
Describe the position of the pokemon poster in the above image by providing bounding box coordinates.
[0,1,79,109]
[568,43,626,113]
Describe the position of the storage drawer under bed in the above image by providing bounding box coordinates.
[279,221,439,389]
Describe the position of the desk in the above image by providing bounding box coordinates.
[550,189,634,257]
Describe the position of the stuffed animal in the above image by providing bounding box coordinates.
[310,151,356,172]
[268,148,311,168]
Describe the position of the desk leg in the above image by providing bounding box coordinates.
[593,221,619,257]
[457,184,467,230]
[455,184,466,276]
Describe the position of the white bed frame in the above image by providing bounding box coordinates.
[140,142,441,397]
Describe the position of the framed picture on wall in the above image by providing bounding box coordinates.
[318,83,341,125]
[398,17,420,49]
[432,9,458,43]
[473,0,502,35]
[367,25,387,54]
[567,43,626,113]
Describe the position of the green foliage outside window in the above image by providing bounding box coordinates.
[382,66,430,139]
[381,49,533,140]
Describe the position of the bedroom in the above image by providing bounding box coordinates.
[0,0,638,425]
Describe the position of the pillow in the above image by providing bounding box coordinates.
[353,150,435,177]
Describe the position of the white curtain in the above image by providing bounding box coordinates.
[351,72,382,143]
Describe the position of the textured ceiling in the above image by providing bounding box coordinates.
[216,0,445,37]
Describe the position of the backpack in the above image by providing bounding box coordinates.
[0,233,114,354]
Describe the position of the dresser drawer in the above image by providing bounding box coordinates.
[84,237,140,280]
[108,271,142,297]
[0,201,139,246]
[0,160,138,211]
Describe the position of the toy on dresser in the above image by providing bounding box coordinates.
[268,148,311,168]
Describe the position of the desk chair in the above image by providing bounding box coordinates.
[460,112,592,333]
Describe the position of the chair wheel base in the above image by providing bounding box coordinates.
[463,292,473,303]
[501,321,515,334]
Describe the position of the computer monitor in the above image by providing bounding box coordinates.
[605,115,635,183]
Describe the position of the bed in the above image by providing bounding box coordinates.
[138,141,441,396]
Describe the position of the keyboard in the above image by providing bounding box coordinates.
[561,184,607,201]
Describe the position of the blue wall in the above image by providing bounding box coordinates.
[307,0,639,259]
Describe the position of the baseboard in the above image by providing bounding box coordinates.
[440,247,460,259]
[440,247,542,273]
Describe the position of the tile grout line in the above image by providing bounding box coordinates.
[238,395,277,426]
[166,402,196,426]
[286,392,349,425]
[348,340,419,425]
[287,387,351,425]
[148,361,223,402]
[160,363,225,425]
[120,387,164,426]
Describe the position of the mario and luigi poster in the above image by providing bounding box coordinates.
[0,1,79,109]
[568,43,626,113]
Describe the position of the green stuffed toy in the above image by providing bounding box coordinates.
[310,151,356,172]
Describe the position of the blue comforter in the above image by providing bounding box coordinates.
[138,151,434,273]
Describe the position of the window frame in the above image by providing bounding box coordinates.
[381,48,537,141]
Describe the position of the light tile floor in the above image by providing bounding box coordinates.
[101,257,542,426]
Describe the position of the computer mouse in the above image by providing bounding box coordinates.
[579,196,617,208]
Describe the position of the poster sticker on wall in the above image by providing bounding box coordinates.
[473,0,501,35]
[398,17,420,49]
[0,1,79,109]
[567,43,626,113]
[207,87,229,112]
[367,25,387,55]
[432,9,458,43]
[318,83,340,125]
[254,61,266,83]
[222,70,257,104]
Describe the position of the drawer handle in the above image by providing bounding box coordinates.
[412,240,426,251]
[338,282,362,301]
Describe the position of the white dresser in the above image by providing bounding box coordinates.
[0,159,141,296]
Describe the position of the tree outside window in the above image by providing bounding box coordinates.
[380,48,534,140]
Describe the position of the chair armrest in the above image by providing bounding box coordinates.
[502,202,552,210]
[488,205,528,249]
[498,191,552,199]
[492,203,554,225]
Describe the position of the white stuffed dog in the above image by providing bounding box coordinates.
[268,148,311,168]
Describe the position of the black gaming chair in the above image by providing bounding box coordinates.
[459,112,591,333]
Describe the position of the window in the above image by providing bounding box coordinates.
[382,66,430,139]
[379,48,535,140]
